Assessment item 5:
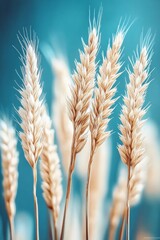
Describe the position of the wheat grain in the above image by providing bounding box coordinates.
[17,34,43,240]
[118,34,153,240]
[0,119,19,240]
[40,105,63,240]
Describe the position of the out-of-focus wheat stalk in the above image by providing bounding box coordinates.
[51,57,73,174]
[89,140,111,240]
[109,168,127,240]
[18,33,43,240]
[60,21,100,240]
[142,121,160,198]
[40,105,63,240]
[86,29,125,239]
[118,35,153,240]
[0,119,19,240]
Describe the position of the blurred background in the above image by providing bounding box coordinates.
[0,0,160,239]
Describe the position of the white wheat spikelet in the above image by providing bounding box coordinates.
[90,30,125,149]
[86,28,126,240]
[17,33,44,240]
[0,119,19,239]
[68,24,100,154]
[52,57,73,174]
[118,33,153,239]
[18,41,43,168]
[40,105,63,224]
[60,20,100,239]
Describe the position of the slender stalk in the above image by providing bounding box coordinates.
[86,146,95,240]
[60,133,76,240]
[126,162,131,240]
[109,224,115,240]
[9,216,14,240]
[51,209,58,240]
[119,208,126,240]
[33,166,39,240]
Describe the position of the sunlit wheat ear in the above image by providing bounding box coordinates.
[40,105,63,240]
[68,25,100,154]
[17,33,44,240]
[52,57,73,174]
[118,33,153,240]
[60,21,100,240]
[85,28,126,240]
[18,41,43,168]
[90,30,125,150]
[0,119,19,240]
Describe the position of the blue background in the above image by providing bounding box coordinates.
[0,0,160,239]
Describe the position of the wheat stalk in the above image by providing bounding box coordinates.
[0,119,19,240]
[52,57,73,175]
[86,29,125,239]
[18,33,43,240]
[118,35,153,240]
[40,105,63,240]
[109,168,127,240]
[60,20,100,240]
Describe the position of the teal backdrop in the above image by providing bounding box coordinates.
[0,0,160,239]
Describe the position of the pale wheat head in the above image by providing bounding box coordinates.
[68,24,100,154]
[90,30,125,150]
[0,119,19,221]
[52,57,73,174]
[40,105,63,222]
[118,35,152,168]
[18,35,43,168]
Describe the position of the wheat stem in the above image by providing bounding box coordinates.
[119,208,126,240]
[33,166,39,240]
[60,133,76,240]
[126,162,131,240]
[51,209,58,240]
[9,216,14,240]
[86,147,95,240]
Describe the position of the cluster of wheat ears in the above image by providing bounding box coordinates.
[0,15,154,240]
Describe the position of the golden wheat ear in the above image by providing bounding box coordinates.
[40,104,63,240]
[60,17,100,240]
[118,31,153,240]
[0,118,19,240]
[85,24,127,240]
[17,30,44,240]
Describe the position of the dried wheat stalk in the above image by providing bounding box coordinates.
[86,30,125,239]
[109,168,127,240]
[18,35,43,240]
[60,22,99,240]
[40,105,63,240]
[118,37,152,240]
[109,162,146,240]
[0,119,19,240]
[89,140,111,240]
[52,57,73,174]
